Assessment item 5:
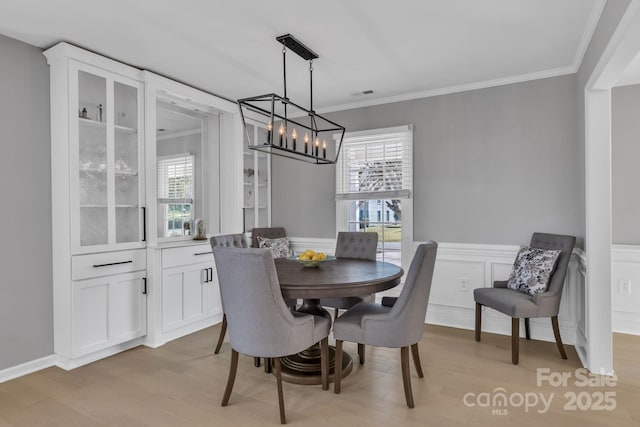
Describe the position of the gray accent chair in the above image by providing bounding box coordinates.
[212,247,330,424]
[473,232,576,365]
[209,234,249,355]
[321,231,378,364]
[333,242,438,408]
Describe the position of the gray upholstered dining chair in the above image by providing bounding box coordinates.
[474,232,576,365]
[321,232,378,314]
[251,227,297,305]
[212,247,330,424]
[321,231,378,364]
[333,242,438,408]
[210,234,249,355]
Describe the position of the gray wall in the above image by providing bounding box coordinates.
[273,75,583,246]
[612,84,640,244]
[0,35,53,370]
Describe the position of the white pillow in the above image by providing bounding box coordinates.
[507,246,561,296]
[257,236,290,259]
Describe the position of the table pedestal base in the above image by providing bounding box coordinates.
[278,344,353,385]
[276,298,353,384]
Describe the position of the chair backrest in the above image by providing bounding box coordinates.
[529,232,576,297]
[212,247,306,357]
[251,227,286,248]
[379,242,437,347]
[210,233,248,249]
[335,232,378,260]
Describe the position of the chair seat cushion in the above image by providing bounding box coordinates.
[474,287,539,318]
[333,302,391,344]
[292,312,331,344]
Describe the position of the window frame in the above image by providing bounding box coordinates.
[335,125,414,273]
[156,152,196,238]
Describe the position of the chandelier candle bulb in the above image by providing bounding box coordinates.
[304,132,309,153]
[267,122,272,144]
[292,128,297,150]
[315,137,319,157]
[279,123,284,147]
[322,140,326,158]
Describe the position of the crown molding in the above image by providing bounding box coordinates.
[317,0,606,115]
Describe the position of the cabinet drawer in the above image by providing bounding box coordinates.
[72,249,146,280]
[162,244,214,269]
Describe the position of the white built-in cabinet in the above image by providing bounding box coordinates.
[45,43,244,368]
[46,44,148,369]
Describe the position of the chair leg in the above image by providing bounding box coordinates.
[551,316,568,360]
[512,318,520,365]
[524,318,531,340]
[410,343,424,378]
[401,346,415,408]
[357,343,365,365]
[215,314,227,354]
[475,302,482,342]
[273,357,286,424]
[320,337,329,390]
[264,357,272,373]
[221,349,239,407]
[334,340,343,394]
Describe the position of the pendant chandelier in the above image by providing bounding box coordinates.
[238,34,345,164]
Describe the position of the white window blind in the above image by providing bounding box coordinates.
[335,125,412,201]
[157,153,195,204]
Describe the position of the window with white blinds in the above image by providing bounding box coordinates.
[335,125,412,200]
[157,153,195,204]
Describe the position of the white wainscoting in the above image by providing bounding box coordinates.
[417,242,586,346]
[289,237,586,346]
[611,245,640,336]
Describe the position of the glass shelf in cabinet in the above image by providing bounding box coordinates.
[115,124,137,134]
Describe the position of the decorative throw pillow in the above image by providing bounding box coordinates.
[257,236,290,259]
[506,246,561,296]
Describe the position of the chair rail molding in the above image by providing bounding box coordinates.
[611,244,640,336]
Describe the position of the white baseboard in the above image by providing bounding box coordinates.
[56,337,146,370]
[0,354,57,383]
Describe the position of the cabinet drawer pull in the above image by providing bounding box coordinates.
[92,260,133,268]
[142,277,147,295]
[194,251,213,256]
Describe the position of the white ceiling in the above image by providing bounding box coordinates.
[0,0,604,112]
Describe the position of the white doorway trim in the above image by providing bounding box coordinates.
[584,0,640,374]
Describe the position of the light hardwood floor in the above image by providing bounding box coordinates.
[0,325,638,426]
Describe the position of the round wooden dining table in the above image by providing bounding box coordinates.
[274,257,404,385]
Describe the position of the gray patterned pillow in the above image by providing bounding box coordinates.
[507,246,561,296]
[257,236,290,259]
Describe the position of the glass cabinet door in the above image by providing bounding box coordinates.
[78,70,109,246]
[74,66,143,252]
[114,81,140,243]
[242,122,271,232]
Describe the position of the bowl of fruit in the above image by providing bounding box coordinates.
[289,250,336,268]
